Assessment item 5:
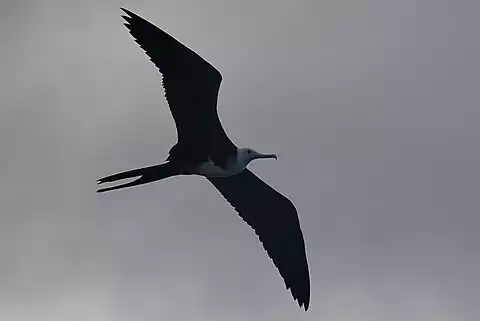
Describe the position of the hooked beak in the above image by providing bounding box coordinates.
[254,152,277,160]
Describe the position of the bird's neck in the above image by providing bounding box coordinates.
[235,149,251,169]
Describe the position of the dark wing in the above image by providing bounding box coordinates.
[121,8,237,166]
[208,169,310,310]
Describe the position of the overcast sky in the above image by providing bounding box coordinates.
[1,0,479,320]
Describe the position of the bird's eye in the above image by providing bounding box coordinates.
[247,150,251,154]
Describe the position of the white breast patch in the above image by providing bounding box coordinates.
[194,159,245,178]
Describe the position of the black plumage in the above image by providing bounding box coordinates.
[209,169,310,310]
[97,8,310,310]
[121,8,236,168]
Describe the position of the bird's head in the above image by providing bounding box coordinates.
[238,148,277,167]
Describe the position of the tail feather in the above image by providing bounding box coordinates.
[97,162,178,193]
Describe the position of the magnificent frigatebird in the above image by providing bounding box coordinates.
[97,8,310,310]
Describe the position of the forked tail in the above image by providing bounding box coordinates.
[97,162,179,193]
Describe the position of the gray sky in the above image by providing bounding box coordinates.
[1,0,479,320]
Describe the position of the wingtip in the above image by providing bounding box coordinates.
[299,288,310,311]
[295,297,309,311]
[303,300,310,311]
[120,7,131,15]
[120,8,136,21]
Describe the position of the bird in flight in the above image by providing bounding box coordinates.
[98,8,310,310]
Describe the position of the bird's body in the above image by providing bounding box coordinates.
[191,152,245,177]
[193,158,243,177]
[98,8,310,311]
[190,148,277,177]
